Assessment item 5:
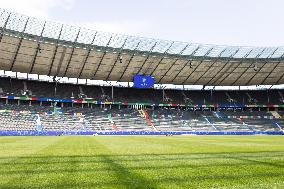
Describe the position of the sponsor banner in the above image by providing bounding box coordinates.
[1,95,284,108]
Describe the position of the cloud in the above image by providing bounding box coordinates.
[0,0,75,19]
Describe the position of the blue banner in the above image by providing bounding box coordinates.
[0,131,282,136]
[133,75,155,89]
[37,98,72,103]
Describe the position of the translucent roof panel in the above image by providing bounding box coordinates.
[42,21,62,39]
[194,45,213,56]
[93,31,112,47]
[182,43,199,55]
[167,42,188,55]
[1,8,284,61]
[271,47,284,58]
[60,25,80,42]
[233,47,253,58]
[152,40,173,53]
[246,47,265,59]
[123,36,141,50]
[258,47,277,59]
[0,9,10,27]
[220,47,239,58]
[207,46,226,57]
[0,8,5,16]
[6,13,29,32]
[77,28,96,45]
[108,34,128,49]
[136,38,157,52]
[25,18,45,36]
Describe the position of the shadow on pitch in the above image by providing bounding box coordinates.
[0,151,283,174]
[0,150,283,165]
[1,167,283,189]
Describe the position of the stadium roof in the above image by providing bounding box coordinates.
[0,8,284,86]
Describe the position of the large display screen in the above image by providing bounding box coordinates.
[133,75,155,89]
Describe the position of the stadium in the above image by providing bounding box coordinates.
[0,5,284,189]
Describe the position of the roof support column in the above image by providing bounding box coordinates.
[205,48,240,86]
[55,47,67,76]
[48,25,64,76]
[229,49,257,86]
[273,52,284,85]
[244,48,271,85]
[118,41,141,81]
[192,48,222,85]
[147,42,175,76]
[171,46,200,83]
[135,42,158,75]
[192,48,226,85]
[9,18,30,71]
[0,13,11,43]
[181,48,215,84]
[261,49,284,85]
[29,21,46,73]
[157,44,189,83]
[63,29,81,77]
[93,36,113,78]
[78,32,98,78]
[106,37,129,80]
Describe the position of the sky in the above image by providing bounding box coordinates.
[1,0,284,47]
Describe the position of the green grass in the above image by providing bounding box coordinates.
[0,136,284,189]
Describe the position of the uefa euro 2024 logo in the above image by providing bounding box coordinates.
[141,78,148,87]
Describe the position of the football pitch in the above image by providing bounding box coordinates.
[0,136,283,189]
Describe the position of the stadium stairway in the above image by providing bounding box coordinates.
[139,110,158,131]
[107,114,120,131]
[110,109,151,131]
[210,111,251,132]
[271,111,283,119]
